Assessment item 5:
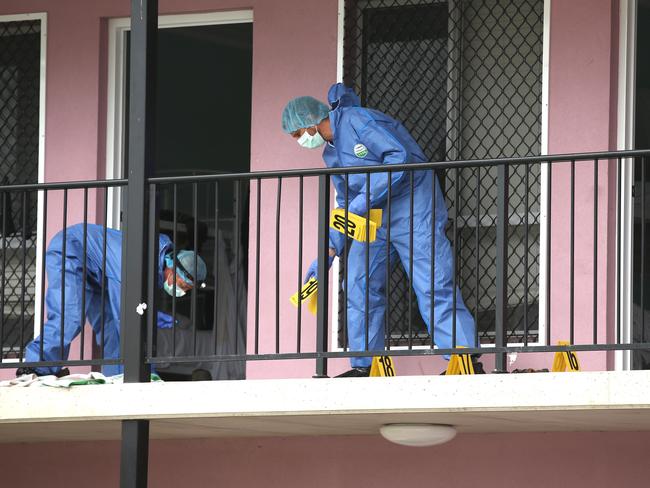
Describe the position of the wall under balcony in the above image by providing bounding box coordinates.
[0,432,648,487]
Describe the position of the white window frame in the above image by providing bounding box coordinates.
[105,9,254,229]
[330,0,551,353]
[0,12,47,357]
[616,0,637,371]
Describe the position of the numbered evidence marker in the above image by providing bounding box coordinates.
[551,341,580,372]
[370,355,396,377]
[290,278,318,316]
[330,208,383,243]
[445,347,475,375]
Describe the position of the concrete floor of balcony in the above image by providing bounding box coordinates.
[1,371,650,443]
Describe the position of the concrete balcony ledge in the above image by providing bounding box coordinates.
[1,371,650,443]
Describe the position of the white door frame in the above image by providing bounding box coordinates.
[0,13,47,346]
[105,9,253,229]
[616,0,637,371]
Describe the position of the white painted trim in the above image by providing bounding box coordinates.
[615,0,637,371]
[330,0,346,349]
[0,13,47,343]
[537,0,551,346]
[106,10,254,229]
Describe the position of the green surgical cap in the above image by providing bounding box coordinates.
[281,96,330,134]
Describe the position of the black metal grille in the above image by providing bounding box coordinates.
[0,20,41,358]
[341,0,543,345]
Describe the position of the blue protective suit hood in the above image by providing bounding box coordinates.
[328,83,361,109]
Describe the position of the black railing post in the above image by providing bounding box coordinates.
[120,0,157,487]
[494,163,509,373]
[314,175,330,378]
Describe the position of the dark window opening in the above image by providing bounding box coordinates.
[123,22,253,379]
[0,20,41,359]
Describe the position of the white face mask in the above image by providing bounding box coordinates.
[297,128,326,149]
[163,279,187,297]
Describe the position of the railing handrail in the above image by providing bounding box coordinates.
[148,148,650,184]
[1,148,648,192]
[0,178,127,192]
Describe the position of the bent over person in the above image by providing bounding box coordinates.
[18,223,207,377]
[282,83,480,377]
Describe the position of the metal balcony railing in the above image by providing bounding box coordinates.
[0,149,649,377]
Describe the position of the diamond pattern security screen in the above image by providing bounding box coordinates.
[0,20,41,359]
[340,0,543,346]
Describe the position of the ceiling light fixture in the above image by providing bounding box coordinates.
[379,424,457,447]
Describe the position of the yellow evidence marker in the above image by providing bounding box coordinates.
[290,278,318,316]
[330,208,383,243]
[551,341,580,372]
[370,356,396,377]
[445,348,475,375]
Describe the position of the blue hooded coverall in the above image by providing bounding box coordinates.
[24,223,173,376]
[324,83,476,368]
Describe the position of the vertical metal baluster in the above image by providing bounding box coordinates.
[641,156,646,342]
[253,179,259,354]
[315,174,330,377]
[616,158,622,344]
[495,164,509,372]
[147,183,158,361]
[19,191,27,360]
[546,161,552,345]
[172,184,177,357]
[344,173,349,351]
[452,167,459,348]
[60,189,68,363]
[297,176,303,353]
[408,171,414,349]
[100,191,108,360]
[474,168,480,347]
[234,179,241,355]
[570,160,575,345]
[80,188,88,360]
[0,192,5,359]
[365,173,370,354]
[524,165,529,346]
[192,182,198,356]
[430,170,436,349]
[386,172,392,351]
[275,177,282,354]
[214,180,220,355]
[593,159,599,344]
[39,191,47,361]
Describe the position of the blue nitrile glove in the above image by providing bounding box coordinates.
[157,312,174,329]
[347,194,368,217]
[304,255,335,284]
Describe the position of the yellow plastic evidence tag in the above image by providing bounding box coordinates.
[290,278,318,316]
[551,341,580,372]
[445,347,475,375]
[330,209,383,243]
[370,355,396,377]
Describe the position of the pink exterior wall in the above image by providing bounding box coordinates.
[1,432,649,487]
[540,0,620,372]
[0,0,624,379]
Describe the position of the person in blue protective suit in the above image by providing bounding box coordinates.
[17,223,207,377]
[282,83,482,377]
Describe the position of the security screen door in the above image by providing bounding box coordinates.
[0,18,42,360]
[119,18,253,379]
[340,0,544,347]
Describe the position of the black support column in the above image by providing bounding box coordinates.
[119,0,158,487]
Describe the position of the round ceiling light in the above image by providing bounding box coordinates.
[379,424,457,447]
